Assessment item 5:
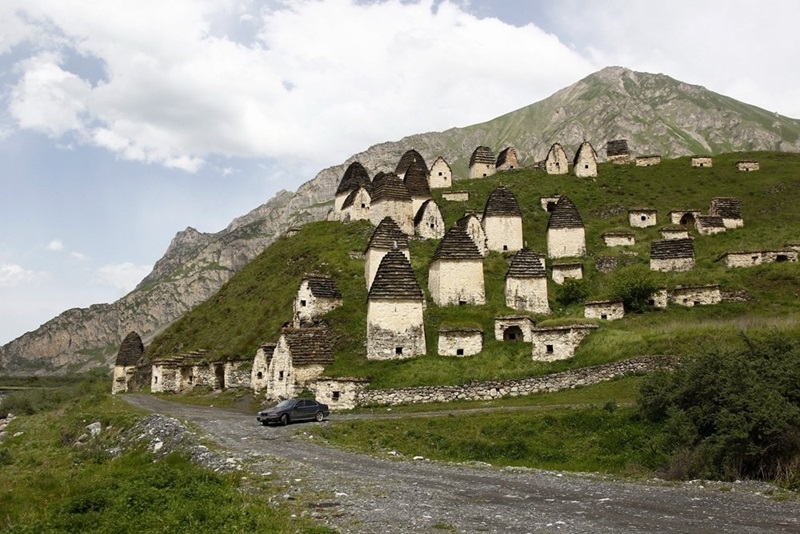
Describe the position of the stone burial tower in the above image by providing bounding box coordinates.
[505,247,550,315]
[482,185,523,253]
[428,224,485,306]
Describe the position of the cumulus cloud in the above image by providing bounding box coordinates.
[92,262,152,294]
[0,263,39,286]
[46,239,65,251]
[1,0,594,171]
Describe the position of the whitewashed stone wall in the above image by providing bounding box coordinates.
[636,156,661,166]
[367,299,426,360]
[737,161,759,171]
[649,288,668,309]
[669,210,701,225]
[723,250,798,267]
[312,378,369,411]
[251,346,272,393]
[669,286,721,307]
[428,260,485,306]
[293,280,342,327]
[442,191,469,201]
[661,228,689,240]
[540,195,561,212]
[505,277,550,314]
[551,263,583,285]
[545,148,569,175]
[224,361,251,389]
[547,227,586,258]
[787,242,800,252]
[691,156,713,168]
[333,192,349,215]
[531,325,598,362]
[357,356,673,406]
[151,363,181,393]
[267,338,294,399]
[112,365,135,394]
[369,200,414,235]
[483,215,523,252]
[415,203,445,240]
[437,329,483,357]
[603,233,635,246]
[340,188,371,222]
[696,220,726,236]
[651,257,694,272]
[494,316,535,342]
[430,158,452,188]
[628,211,657,228]
[365,248,411,290]
[585,301,624,321]
[574,150,597,178]
[461,215,488,256]
[469,162,495,179]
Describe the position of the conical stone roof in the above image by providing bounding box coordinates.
[371,173,412,203]
[395,149,428,176]
[282,326,334,366]
[431,225,483,262]
[470,146,495,166]
[369,249,424,300]
[547,196,584,229]
[413,199,440,226]
[115,331,144,367]
[303,274,343,299]
[336,161,372,196]
[573,141,597,165]
[650,238,695,259]
[366,217,409,251]
[506,248,546,279]
[496,147,519,167]
[709,197,742,219]
[404,160,431,197]
[483,186,522,217]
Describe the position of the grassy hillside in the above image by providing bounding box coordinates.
[147,151,800,388]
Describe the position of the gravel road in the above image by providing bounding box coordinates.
[123,394,800,533]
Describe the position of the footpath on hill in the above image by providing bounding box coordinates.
[122,394,800,534]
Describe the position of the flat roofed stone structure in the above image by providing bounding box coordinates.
[709,197,743,228]
[112,331,145,394]
[573,141,598,178]
[547,196,586,258]
[669,285,721,307]
[650,238,695,272]
[429,225,485,306]
[718,249,798,268]
[334,161,372,215]
[469,146,496,179]
[482,186,523,253]
[660,226,690,240]
[404,160,432,215]
[531,324,599,362]
[605,139,630,164]
[311,377,370,411]
[438,327,483,357]
[691,156,712,168]
[648,288,668,309]
[339,186,371,222]
[395,149,428,179]
[505,247,550,314]
[540,194,562,212]
[696,215,726,236]
[369,173,414,235]
[267,326,334,400]
[551,262,583,284]
[442,190,468,202]
[457,214,488,257]
[585,300,624,321]
[365,217,410,290]
[636,155,661,166]
[628,208,657,228]
[494,315,536,342]
[293,273,343,327]
[429,156,452,189]
[367,249,426,360]
[737,160,759,172]
[545,143,569,175]
[496,146,521,171]
[414,199,445,240]
[603,232,635,247]
[251,342,277,394]
[669,209,702,227]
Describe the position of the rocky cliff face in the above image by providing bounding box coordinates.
[2,66,799,374]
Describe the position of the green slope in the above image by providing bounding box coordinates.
[146,151,800,388]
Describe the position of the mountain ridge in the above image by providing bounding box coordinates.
[3,66,800,375]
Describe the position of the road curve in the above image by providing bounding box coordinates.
[123,394,800,533]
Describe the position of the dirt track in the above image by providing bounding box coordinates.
[123,394,800,533]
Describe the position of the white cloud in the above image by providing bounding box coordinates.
[46,239,65,251]
[0,263,39,286]
[91,262,152,294]
[1,0,594,171]
[70,251,87,260]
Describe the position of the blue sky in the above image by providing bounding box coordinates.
[1,0,799,345]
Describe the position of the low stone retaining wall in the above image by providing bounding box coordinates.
[358,356,675,406]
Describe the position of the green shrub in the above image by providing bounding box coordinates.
[609,265,659,313]
[638,331,800,483]
[556,278,590,306]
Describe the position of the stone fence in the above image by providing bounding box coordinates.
[357,355,675,406]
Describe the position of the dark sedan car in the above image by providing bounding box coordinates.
[257,398,330,426]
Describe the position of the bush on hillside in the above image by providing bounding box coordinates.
[556,278,589,307]
[638,332,800,485]
[609,265,659,313]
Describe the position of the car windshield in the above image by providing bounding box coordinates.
[275,400,294,409]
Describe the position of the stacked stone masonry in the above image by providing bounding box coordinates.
[628,209,657,228]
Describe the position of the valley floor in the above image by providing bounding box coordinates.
[123,394,800,533]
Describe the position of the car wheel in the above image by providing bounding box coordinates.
[261,421,269,426]
[280,414,289,426]
[315,411,324,422]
